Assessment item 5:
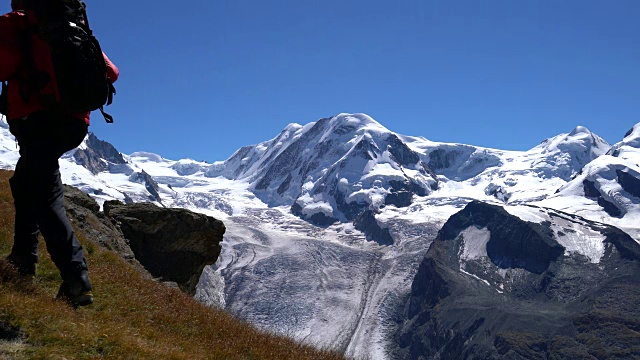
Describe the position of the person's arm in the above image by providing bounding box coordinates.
[103,52,119,83]
[0,13,23,81]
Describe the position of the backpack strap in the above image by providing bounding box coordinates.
[0,82,8,116]
[107,82,115,106]
[99,106,113,123]
[101,82,116,123]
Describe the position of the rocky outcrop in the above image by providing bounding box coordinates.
[353,210,394,246]
[428,147,469,171]
[386,134,421,166]
[64,186,225,296]
[129,170,162,203]
[64,185,138,263]
[582,180,622,217]
[485,183,511,203]
[406,258,449,319]
[385,180,432,208]
[73,133,127,175]
[437,201,564,274]
[394,201,640,359]
[290,202,338,226]
[617,169,640,198]
[104,201,225,295]
[427,145,502,181]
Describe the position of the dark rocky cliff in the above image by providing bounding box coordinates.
[583,180,623,217]
[353,210,394,246]
[64,186,225,296]
[617,169,640,199]
[393,201,640,359]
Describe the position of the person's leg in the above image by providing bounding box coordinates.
[37,166,92,306]
[35,167,88,277]
[9,113,92,305]
[32,115,92,305]
[42,116,90,274]
[7,121,40,276]
[7,158,40,276]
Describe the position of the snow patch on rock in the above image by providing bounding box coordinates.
[459,226,491,261]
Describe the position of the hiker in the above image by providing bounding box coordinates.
[0,0,119,306]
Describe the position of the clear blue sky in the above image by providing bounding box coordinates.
[2,1,639,161]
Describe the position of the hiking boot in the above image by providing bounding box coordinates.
[6,253,36,278]
[57,270,93,307]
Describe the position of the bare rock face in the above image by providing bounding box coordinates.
[394,201,640,360]
[73,133,127,175]
[64,185,138,263]
[103,201,225,295]
[582,179,623,217]
[353,210,394,246]
[437,201,565,274]
[616,169,640,198]
[128,170,162,203]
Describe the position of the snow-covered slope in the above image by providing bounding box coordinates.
[536,126,640,237]
[207,114,439,224]
[608,123,640,162]
[0,114,638,360]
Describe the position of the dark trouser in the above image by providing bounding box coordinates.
[9,111,89,279]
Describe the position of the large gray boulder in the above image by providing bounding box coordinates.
[103,201,225,295]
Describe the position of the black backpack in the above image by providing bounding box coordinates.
[1,0,116,122]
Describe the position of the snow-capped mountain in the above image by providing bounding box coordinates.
[0,113,638,359]
[208,114,439,224]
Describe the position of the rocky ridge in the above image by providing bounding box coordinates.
[394,201,640,359]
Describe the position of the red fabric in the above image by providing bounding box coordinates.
[0,11,120,125]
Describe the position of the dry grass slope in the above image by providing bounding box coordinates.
[0,170,344,360]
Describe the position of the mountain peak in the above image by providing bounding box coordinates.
[536,126,610,155]
[283,123,303,132]
[328,113,389,134]
[207,113,437,223]
[71,132,127,175]
[129,152,166,163]
[526,127,611,180]
[569,125,592,136]
[332,113,379,126]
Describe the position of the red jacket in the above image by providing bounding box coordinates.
[0,11,119,125]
